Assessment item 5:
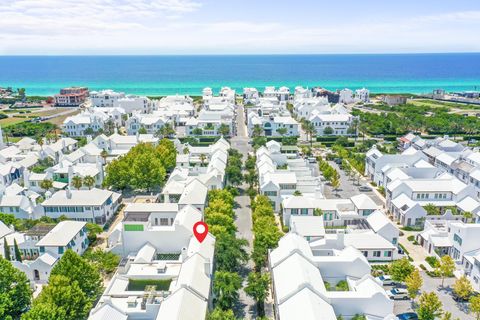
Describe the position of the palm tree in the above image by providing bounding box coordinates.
[157,123,175,138]
[71,176,83,190]
[218,124,230,137]
[100,149,108,164]
[40,179,53,191]
[199,154,207,166]
[252,125,263,138]
[36,137,44,147]
[83,175,96,190]
[183,147,189,154]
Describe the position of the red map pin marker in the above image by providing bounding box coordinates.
[193,221,208,243]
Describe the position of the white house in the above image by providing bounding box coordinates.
[41,188,121,225]
[269,233,394,320]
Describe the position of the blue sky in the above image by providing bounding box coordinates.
[1,0,480,54]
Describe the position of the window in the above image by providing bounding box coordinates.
[392,238,398,245]
[264,191,277,196]
[384,251,392,257]
[362,251,368,257]
[373,251,381,257]
[58,247,64,254]
[291,209,298,215]
[39,246,45,253]
[160,218,169,226]
[300,208,308,215]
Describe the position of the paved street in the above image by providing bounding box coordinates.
[231,102,258,319]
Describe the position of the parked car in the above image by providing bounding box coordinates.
[387,288,409,300]
[359,185,372,192]
[396,312,418,320]
[307,157,317,164]
[375,274,394,286]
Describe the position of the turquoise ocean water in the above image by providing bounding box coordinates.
[0,54,479,96]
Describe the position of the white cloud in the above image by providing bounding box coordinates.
[0,1,480,54]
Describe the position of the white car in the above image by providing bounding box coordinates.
[387,288,409,300]
[375,274,394,286]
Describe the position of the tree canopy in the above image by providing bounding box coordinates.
[50,250,102,302]
[104,140,176,191]
[0,256,32,319]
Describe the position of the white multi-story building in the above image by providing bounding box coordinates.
[93,203,215,320]
[339,88,354,104]
[269,233,395,320]
[3,221,89,285]
[42,188,121,225]
[62,110,109,137]
[264,86,290,101]
[355,88,370,103]
[257,141,323,211]
[243,87,260,105]
[125,113,170,135]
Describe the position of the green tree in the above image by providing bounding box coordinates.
[437,255,455,287]
[405,268,422,299]
[100,149,108,164]
[314,208,324,216]
[417,292,443,320]
[463,211,473,223]
[157,123,175,138]
[138,126,147,134]
[21,302,67,320]
[252,124,263,138]
[104,143,169,191]
[389,258,414,282]
[470,295,480,320]
[32,275,91,320]
[331,172,340,195]
[440,311,452,320]
[205,212,236,235]
[245,272,270,316]
[13,238,22,262]
[83,248,121,276]
[243,169,258,190]
[192,127,203,136]
[207,307,236,320]
[276,127,288,137]
[218,124,230,137]
[39,179,53,191]
[50,250,102,302]
[323,126,334,135]
[82,175,96,190]
[214,232,249,272]
[200,154,207,166]
[453,276,472,301]
[213,271,242,310]
[3,237,11,261]
[252,216,282,268]
[157,139,177,171]
[71,176,83,190]
[0,256,32,319]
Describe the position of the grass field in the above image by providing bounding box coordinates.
[410,99,480,111]
[0,117,28,127]
[45,109,80,126]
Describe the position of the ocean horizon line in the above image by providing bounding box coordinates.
[2,52,480,57]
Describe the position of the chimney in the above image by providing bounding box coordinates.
[66,188,72,199]
[204,258,211,277]
[86,135,92,143]
[181,247,188,261]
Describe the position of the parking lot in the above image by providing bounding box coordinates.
[323,160,384,206]
[390,272,474,319]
